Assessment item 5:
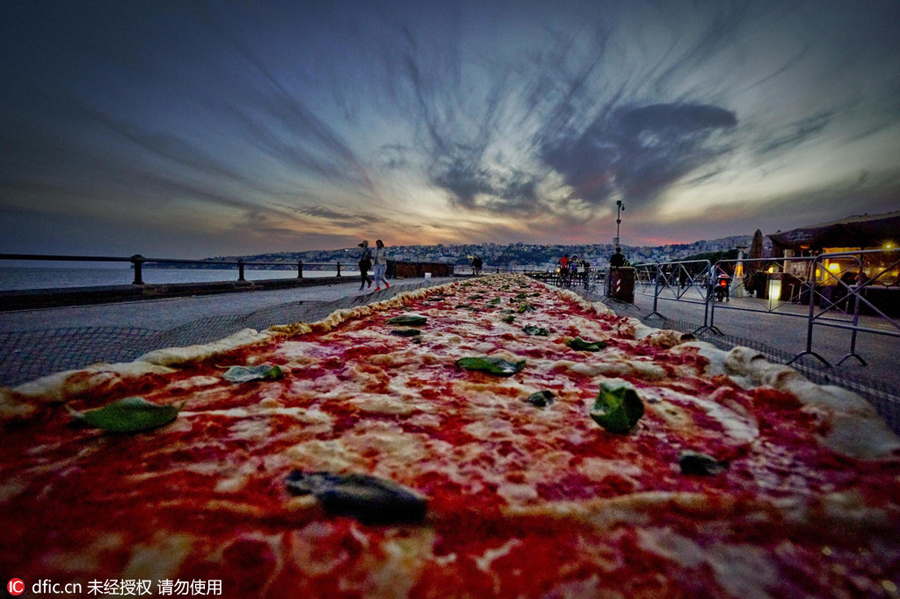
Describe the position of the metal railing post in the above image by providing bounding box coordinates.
[297,261,303,279]
[788,254,831,367]
[131,255,145,285]
[705,261,717,333]
[336,262,342,277]
[652,267,661,316]
[237,259,245,282]
[834,254,867,366]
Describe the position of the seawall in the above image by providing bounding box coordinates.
[0,276,346,312]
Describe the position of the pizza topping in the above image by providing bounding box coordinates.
[502,316,516,324]
[390,328,422,337]
[387,315,427,326]
[516,302,536,313]
[525,390,555,408]
[522,325,550,337]
[456,356,526,377]
[567,337,607,352]
[678,451,731,476]
[222,364,284,383]
[285,471,428,524]
[590,379,645,434]
[67,396,183,433]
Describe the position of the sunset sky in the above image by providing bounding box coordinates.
[2,0,899,258]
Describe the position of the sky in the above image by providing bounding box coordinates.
[2,0,899,259]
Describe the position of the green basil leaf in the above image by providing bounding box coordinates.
[69,397,183,433]
[525,390,555,407]
[523,325,550,336]
[516,302,535,313]
[590,380,644,434]
[456,356,525,377]
[390,328,421,337]
[678,451,730,476]
[567,337,607,352]
[223,364,284,383]
[387,314,427,326]
[489,298,502,305]
[455,304,476,310]
[502,315,516,324]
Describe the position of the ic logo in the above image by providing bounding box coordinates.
[7,579,25,596]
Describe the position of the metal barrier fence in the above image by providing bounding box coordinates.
[623,249,900,368]
[529,270,606,289]
[706,255,819,338]
[800,249,900,366]
[633,260,713,330]
[708,249,900,367]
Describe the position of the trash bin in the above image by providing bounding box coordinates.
[608,267,635,303]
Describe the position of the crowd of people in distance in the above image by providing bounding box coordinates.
[355,240,633,292]
[555,247,629,288]
[556,254,592,287]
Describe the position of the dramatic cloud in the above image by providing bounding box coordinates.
[540,103,738,209]
[1,0,898,256]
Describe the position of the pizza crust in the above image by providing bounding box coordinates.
[723,346,900,460]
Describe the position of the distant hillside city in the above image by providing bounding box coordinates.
[199,234,772,271]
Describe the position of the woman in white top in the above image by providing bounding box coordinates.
[373,239,390,290]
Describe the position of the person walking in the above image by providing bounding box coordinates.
[357,240,374,290]
[472,256,483,276]
[557,254,570,286]
[373,239,390,291]
[569,255,579,288]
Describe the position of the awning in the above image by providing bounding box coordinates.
[768,211,900,252]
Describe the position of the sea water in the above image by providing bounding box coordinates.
[0,266,339,291]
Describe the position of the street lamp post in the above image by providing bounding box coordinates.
[614,200,624,246]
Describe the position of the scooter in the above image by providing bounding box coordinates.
[714,274,731,302]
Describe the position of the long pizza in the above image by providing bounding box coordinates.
[1,274,899,598]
